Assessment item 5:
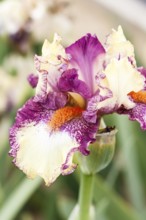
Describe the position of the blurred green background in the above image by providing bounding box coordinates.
[0,0,146,219]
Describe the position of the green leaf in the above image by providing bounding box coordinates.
[94,175,141,220]
[114,116,146,215]
[0,178,42,220]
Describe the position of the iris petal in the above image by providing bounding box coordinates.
[10,121,78,186]
[27,73,38,88]
[9,98,98,185]
[33,34,70,101]
[98,58,145,110]
[105,26,135,64]
[66,34,105,94]
[128,103,146,130]
[138,67,146,89]
[58,68,92,99]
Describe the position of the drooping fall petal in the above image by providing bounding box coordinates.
[9,98,98,186]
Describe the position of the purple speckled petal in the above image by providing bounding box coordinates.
[58,68,92,98]
[83,86,113,123]
[9,91,68,161]
[40,92,68,110]
[15,93,68,124]
[127,103,146,130]
[9,95,99,185]
[66,34,105,94]
[138,67,146,89]
[9,98,54,161]
[15,98,52,123]
[61,116,98,156]
[27,73,38,88]
[83,94,101,123]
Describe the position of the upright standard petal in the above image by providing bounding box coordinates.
[97,58,145,112]
[105,26,135,64]
[66,34,105,94]
[34,34,70,101]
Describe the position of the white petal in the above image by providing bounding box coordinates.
[106,26,135,63]
[34,70,47,101]
[41,33,68,67]
[99,58,145,109]
[106,26,127,45]
[15,121,77,186]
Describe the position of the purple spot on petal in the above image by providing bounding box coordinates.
[61,116,98,155]
[27,73,38,88]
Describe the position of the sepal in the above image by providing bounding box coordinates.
[76,127,117,174]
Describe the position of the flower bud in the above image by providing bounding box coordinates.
[76,127,117,175]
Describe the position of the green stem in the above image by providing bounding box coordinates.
[78,172,94,220]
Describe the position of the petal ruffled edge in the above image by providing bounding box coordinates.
[61,116,98,156]
[9,120,79,186]
[58,68,92,99]
[27,73,38,88]
[9,97,98,186]
[138,67,146,89]
[128,103,146,130]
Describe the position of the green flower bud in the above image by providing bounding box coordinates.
[76,127,117,175]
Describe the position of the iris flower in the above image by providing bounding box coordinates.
[9,27,146,186]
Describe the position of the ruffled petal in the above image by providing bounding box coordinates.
[138,67,146,89]
[27,73,38,88]
[10,121,79,186]
[36,33,69,72]
[83,92,113,123]
[66,34,105,94]
[61,116,98,156]
[127,103,146,129]
[41,33,68,66]
[40,92,68,110]
[15,94,68,126]
[58,68,92,99]
[105,26,135,65]
[9,98,98,186]
[34,68,48,102]
[98,58,145,111]
[34,34,70,101]
[34,56,67,102]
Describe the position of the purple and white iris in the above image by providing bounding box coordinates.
[9,27,146,186]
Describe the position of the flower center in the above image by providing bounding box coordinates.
[49,106,83,130]
[128,91,146,104]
